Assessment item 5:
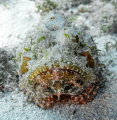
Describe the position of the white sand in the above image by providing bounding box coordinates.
[0,0,40,50]
[0,0,117,120]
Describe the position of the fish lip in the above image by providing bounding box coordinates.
[49,93,74,96]
[45,93,76,102]
[35,67,82,77]
[29,65,92,81]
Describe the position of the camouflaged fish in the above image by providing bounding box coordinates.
[17,13,101,108]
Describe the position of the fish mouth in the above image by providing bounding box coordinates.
[19,58,99,108]
[35,83,99,109]
[25,65,98,108]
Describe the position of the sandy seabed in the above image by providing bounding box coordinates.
[0,0,117,120]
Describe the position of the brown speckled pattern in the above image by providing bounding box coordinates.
[26,68,99,109]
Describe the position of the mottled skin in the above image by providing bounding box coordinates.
[19,42,100,109]
[18,14,101,109]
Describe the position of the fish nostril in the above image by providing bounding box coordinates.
[47,87,54,93]
[64,86,70,92]
[76,80,83,85]
[64,84,74,92]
